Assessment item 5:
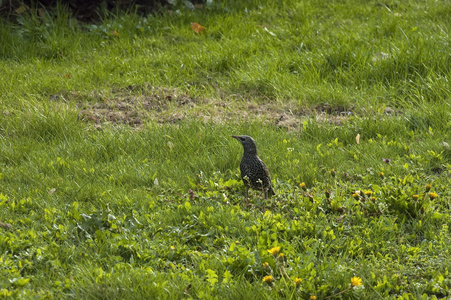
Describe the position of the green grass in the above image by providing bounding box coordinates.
[1,0,451,298]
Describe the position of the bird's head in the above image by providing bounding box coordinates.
[231,135,258,154]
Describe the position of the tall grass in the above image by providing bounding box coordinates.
[1,0,450,107]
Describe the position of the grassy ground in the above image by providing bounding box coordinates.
[1,0,451,298]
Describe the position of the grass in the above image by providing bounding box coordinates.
[1,0,451,298]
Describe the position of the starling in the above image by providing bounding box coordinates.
[231,135,275,204]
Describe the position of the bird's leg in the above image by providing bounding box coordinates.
[243,176,251,206]
[245,187,249,206]
[257,178,265,199]
[267,189,274,207]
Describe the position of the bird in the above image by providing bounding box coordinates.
[231,135,275,204]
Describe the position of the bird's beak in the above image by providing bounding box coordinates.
[231,135,239,140]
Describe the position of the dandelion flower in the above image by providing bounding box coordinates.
[425,184,431,192]
[429,192,438,199]
[379,172,384,177]
[294,277,302,287]
[262,262,269,268]
[268,246,281,256]
[278,253,285,260]
[351,276,362,287]
[364,190,373,196]
[352,193,359,200]
[299,182,307,190]
[263,275,274,284]
[310,296,317,300]
[371,196,377,201]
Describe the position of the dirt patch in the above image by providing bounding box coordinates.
[73,85,355,130]
[76,86,197,128]
[311,104,355,125]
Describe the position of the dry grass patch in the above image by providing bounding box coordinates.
[73,85,363,130]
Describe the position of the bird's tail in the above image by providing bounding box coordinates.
[268,186,275,197]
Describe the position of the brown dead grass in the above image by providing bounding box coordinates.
[73,85,356,130]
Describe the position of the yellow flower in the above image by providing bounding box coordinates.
[429,192,438,199]
[352,193,359,200]
[294,277,302,287]
[351,276,362,287]
[262,262,269,268]
[412,194,419,200]
[299,182,307,190]
[364,190,373,196]
[268,246,281,256]
[425,184,431,192]
[379,172,384,177]
[371,196,377,201]
[263,275,274,284]
[310,296,317,300]
[278,253,285,260]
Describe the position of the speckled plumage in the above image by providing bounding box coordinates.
[232,135,275,203]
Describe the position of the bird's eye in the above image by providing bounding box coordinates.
[240,138,245,141]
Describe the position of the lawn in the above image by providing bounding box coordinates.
[1,0,451,298]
